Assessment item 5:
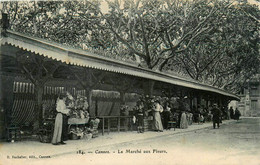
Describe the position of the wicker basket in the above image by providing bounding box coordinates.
[39,135,52,143]
[38,129,52,143]
[70,133,80,140]
[83,133,92,140]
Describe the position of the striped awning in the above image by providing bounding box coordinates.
[1,30,240,100]
[11,93,35,125]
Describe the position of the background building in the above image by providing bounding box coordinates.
[237,74,260,117]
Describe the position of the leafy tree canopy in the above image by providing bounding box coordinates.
[1,0,259,93]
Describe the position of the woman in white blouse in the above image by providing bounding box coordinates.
[52,93,70,145]
[152,100,164,132]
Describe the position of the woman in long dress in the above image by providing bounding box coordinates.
[52,93,70,145]
[180,111,188,129]
[162,104,172,129]
[234,108,241,121]
[152,100,164,132]
[187,112,193,125]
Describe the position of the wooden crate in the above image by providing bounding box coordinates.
[143,118,153,131]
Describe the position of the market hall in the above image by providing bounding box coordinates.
[0,23,239,143]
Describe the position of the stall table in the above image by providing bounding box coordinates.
[98,116,133,136]
[68,118,89,130]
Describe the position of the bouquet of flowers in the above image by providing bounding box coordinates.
[138,95,155,116]
[70,127,84,139]
[67,94,89,119]
[88,118,100,138]
[120,105,129,116]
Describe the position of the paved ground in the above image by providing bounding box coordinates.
[1,118,260,165]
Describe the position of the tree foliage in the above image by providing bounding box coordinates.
[1,1,101,47]
[1,0,259,93]
[167,2,260,92]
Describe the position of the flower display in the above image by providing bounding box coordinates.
[137,95,155,116]
[137,95,167,117]
[69,127,84,139]
[66,94,89,119]
[120,105,129,116]
[88,118,100,138]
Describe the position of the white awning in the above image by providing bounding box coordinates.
[0,30,240,100]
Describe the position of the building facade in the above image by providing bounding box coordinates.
[237,74,260,117]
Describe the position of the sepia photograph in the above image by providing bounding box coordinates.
[0,0,259,165]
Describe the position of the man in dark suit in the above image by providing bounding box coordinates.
[229,106,234,119]
[211,103,222,129]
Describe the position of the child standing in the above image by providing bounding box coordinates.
[135,101,145,133]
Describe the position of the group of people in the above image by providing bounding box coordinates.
[52,93,242,143]
[133,95,237,132]
[229,107,241,120]
[134,100,165,133]
[134,99,193,133]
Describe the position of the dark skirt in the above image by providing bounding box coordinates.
[62,114,68,141]
[137,115,144,127]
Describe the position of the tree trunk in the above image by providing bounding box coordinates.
[0,75,14,139]
[159,58,169,72]
[86,88,93,113]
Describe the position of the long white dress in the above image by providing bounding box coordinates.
[52,99,70,144]
[180,112,188,129]
[153,103,164,131]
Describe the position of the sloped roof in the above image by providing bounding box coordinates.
[0,30,240,100]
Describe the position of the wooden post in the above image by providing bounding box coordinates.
[85,69,93,108]
[143,80,155,97]
[189,91,193,111]
[198,93,202,106]
[102,117,104,136]
[108,118,110,134]
[0,74,14,139]
[34,81,44,130]
[120,91,126,105]
[118,117,120,132]
[148,80,155,97]
[219,96,223,108]
[86,88,93,114]
[95,97,98,117]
